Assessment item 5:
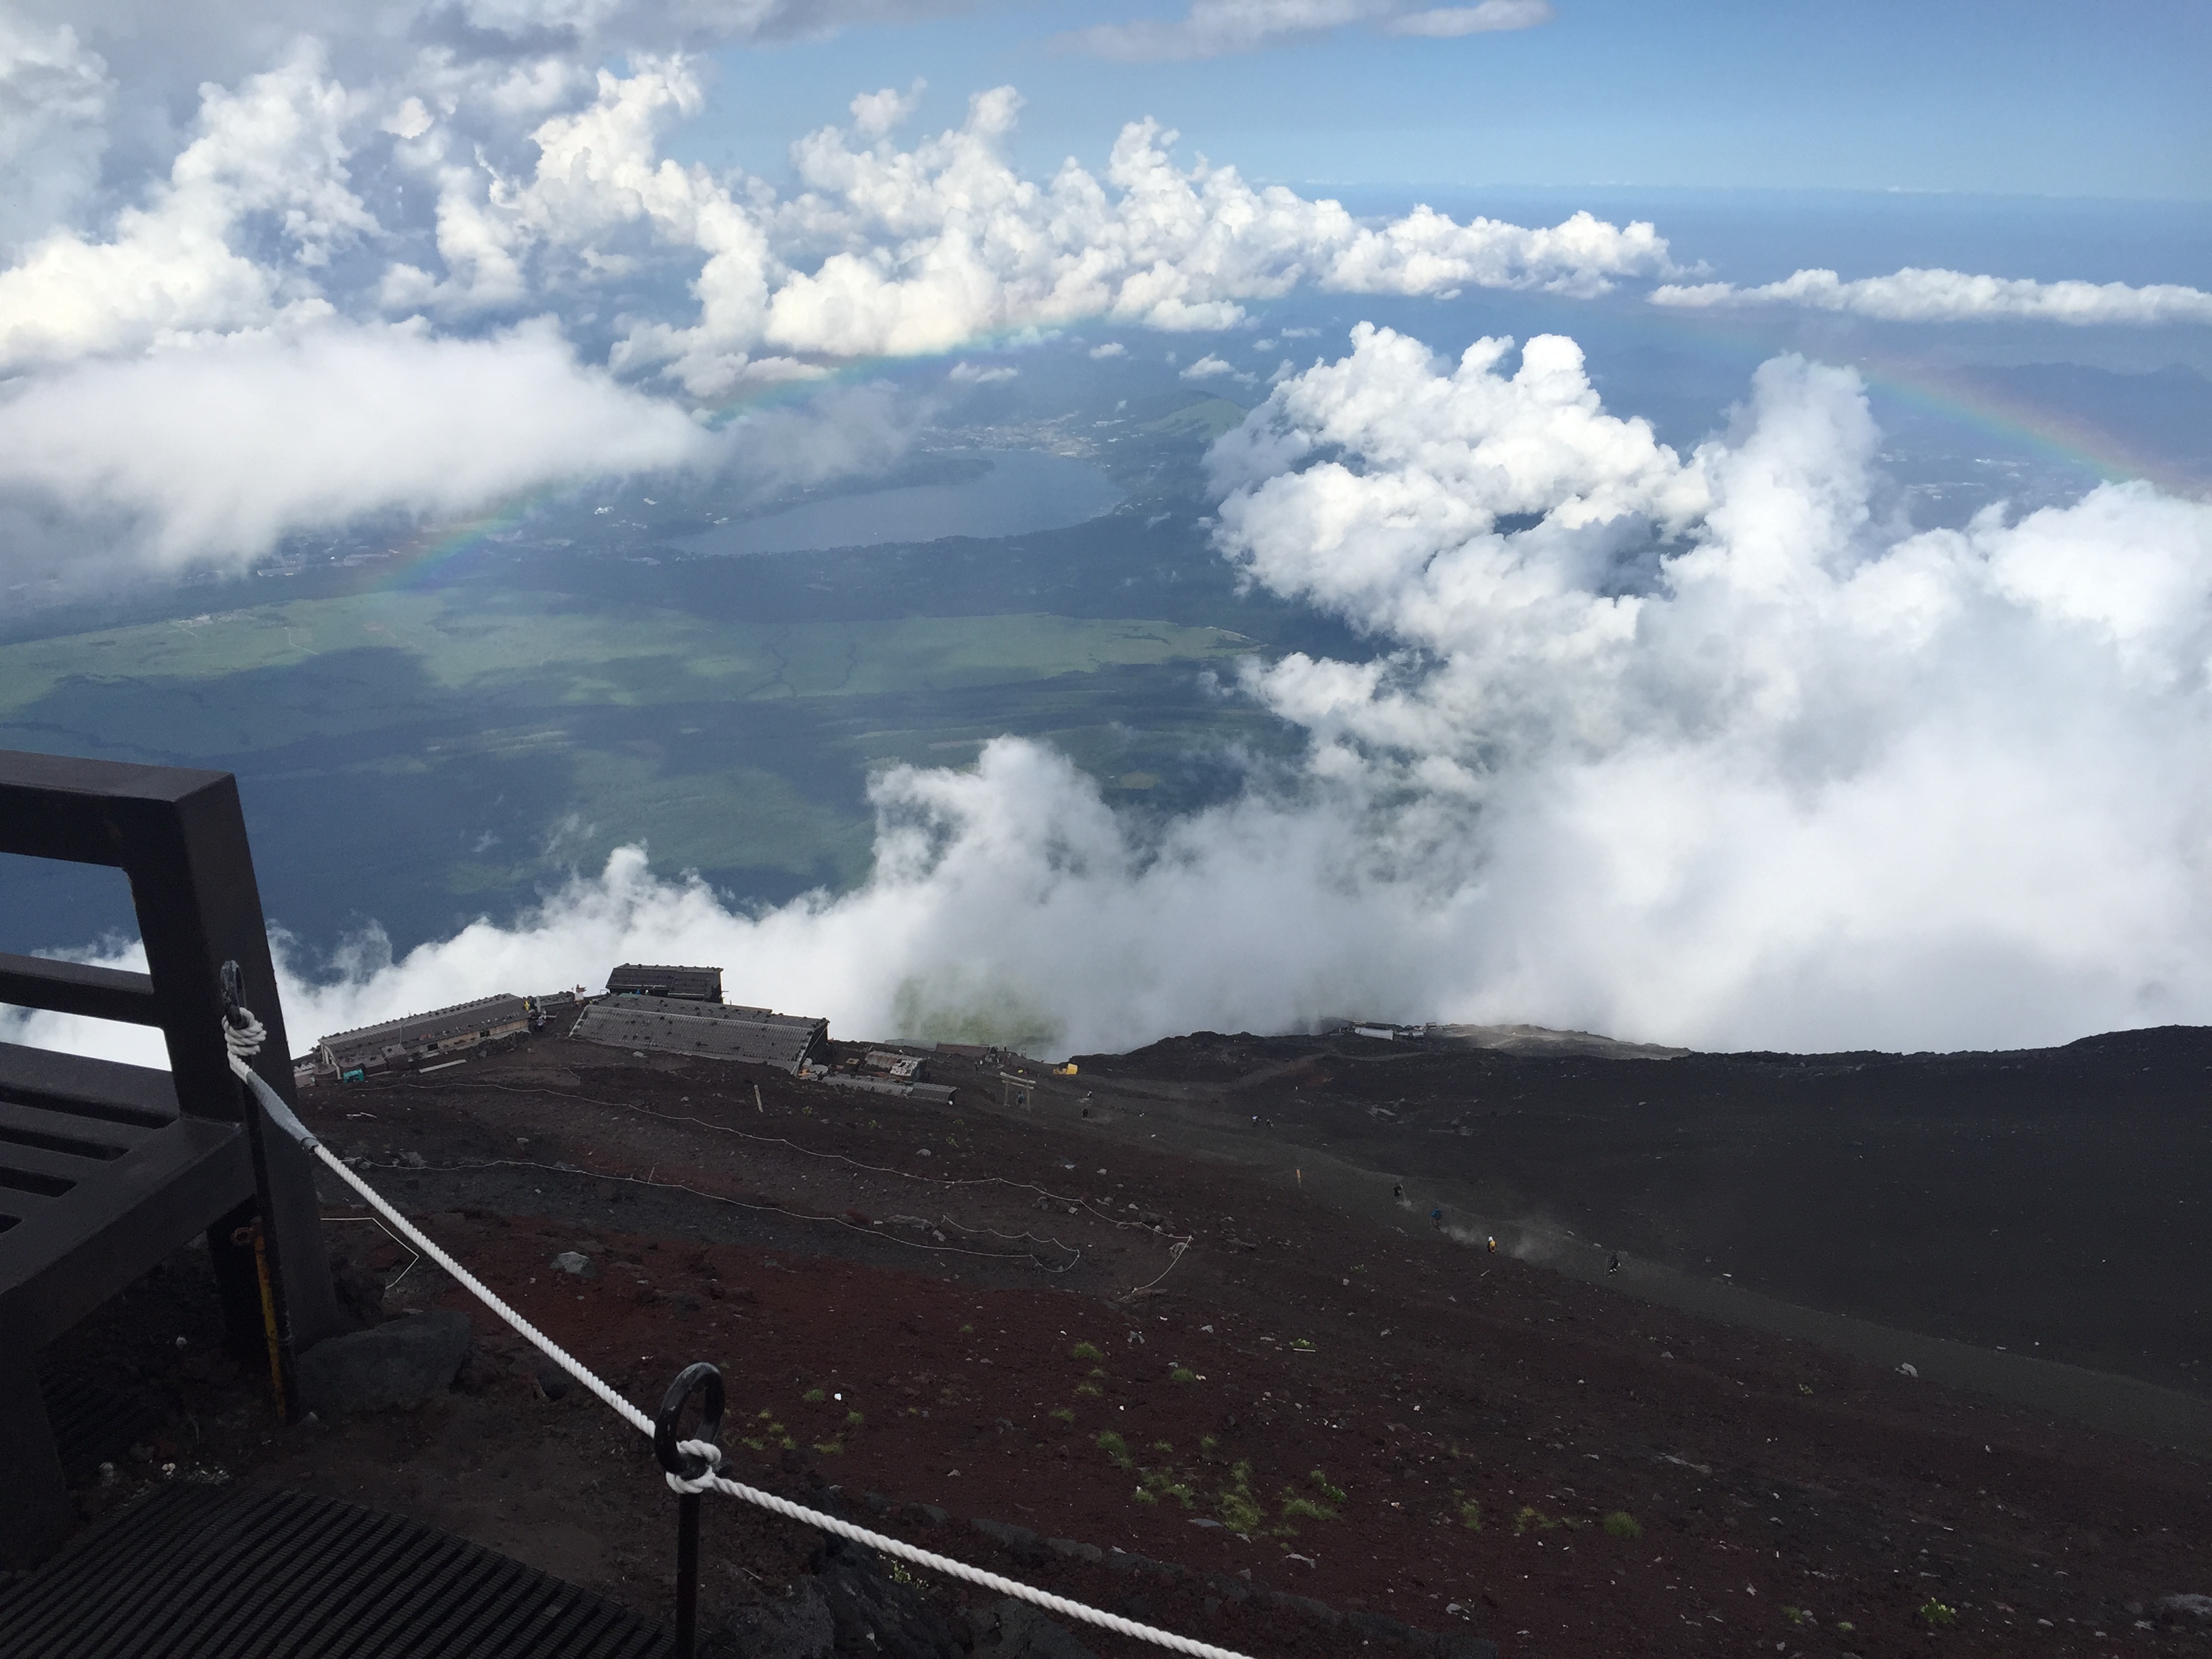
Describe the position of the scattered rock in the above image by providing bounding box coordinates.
[2158,1595,2212,1622]
[295,1310,471,1415]
[1047,1538,1103,1564]
[551,1251,595,1277]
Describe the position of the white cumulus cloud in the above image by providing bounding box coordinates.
[1651,266,2212,326]
[0,319,714,573]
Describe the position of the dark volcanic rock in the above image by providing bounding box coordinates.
[966,1597,1097,1658]
[295,1310,470,1414]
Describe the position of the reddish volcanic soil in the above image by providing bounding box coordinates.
[39,1025,2212,1659]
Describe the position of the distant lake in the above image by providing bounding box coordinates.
[678,450,1123,556]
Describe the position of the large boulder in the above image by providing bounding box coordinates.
[295,1310,471,1415]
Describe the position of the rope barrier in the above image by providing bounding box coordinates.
[224,1006,1257,1659]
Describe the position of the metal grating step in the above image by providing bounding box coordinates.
[0,1480,673,1658]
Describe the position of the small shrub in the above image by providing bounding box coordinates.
[1602,1511,1641,1540]
[1075,1382,1103,1397]
[1782,1606,1811,1626]
[1218,1490,1264,1532]
[1919,1600,1956,1627]
[1458,1499,1483,1532]
[1152,1441,1174,1454]
[1170,1366,1196,1383]
[801,1387,827,1404]
[1288,1337,1315,1351]
[1139,1468,1195,1508]
[1279,1471,1343,1523]
[845,1410,865,1427]
[1048,1407,1076,1424]
[812,1438,843,1454]
[1513,1505,1562,1536]
[1071,1341,1104,1362]
[1217,1468,1265,1533]
[1097,1431,1134,1469]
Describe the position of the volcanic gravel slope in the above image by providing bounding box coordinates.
[36,1025,2212,1659]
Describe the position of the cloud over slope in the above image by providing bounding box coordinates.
[28,327,2211,1065]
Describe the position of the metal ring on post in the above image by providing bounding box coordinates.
[655,1362,724,1481]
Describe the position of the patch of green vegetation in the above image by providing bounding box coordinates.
[1919,1601,1957,1627]
[1458,1498,1483,1532]
[1137,1468,1197,1509]
[845,1410,865,1427]
[813,1439,843,1454]
[1216,1463,1264,1534]
[1170,1366,1196,1383]
[802,1386,828,1403]
[1048,1407,1076,1424]
[0,595,1259,733]
[1074,1382,1103,1397]
[1069,1341,1103,1362]
[1602,1511,1641,1540]
[1782,1606,1811,1626]
[1136,397,1248,442]
[1513,1505,1565,1536]
[745,1408,798,1451]
[1278,1469,1345,1524]
[1097,1431,1134,1470]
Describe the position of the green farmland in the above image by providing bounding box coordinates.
[0,583,1282,953]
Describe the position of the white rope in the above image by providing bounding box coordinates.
[224,1010,1258,1659]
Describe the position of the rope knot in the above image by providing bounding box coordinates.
[223,1006,268,1064]
[665,1438,724,1495]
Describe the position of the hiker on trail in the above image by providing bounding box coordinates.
[1607,1252,1620,1275]
[1393,1183,1404,1202]
[1487,1235,1497,1253]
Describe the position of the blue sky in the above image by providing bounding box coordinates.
[682,0,2210,199]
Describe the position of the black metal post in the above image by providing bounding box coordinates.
[675,1490,701,1658]
[653,1361,724,1659]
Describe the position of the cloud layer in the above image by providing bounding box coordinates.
[1652,266,2212,326]
[1067,0,1553,60]
[21,327,2212,1063]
